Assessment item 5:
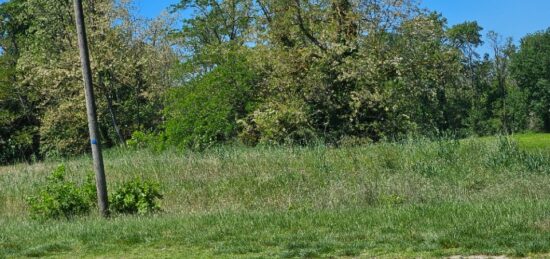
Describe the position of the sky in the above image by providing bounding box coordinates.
[133,0,550,54]
[422,0,550,52]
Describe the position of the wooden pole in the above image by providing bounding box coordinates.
[73,0,109,217]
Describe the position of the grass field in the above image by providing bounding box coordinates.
[515,133,550,151]
[1,134,549,258]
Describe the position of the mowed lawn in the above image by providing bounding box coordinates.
[1,134,550,258]
[515,133,550,151]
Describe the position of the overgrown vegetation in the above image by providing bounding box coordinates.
[25,165,164,219]
[0,0,175,163]
[1,135,549,257]
[1,0,550,163]
[25,164,96,220]
[110,178,163,215]
[1,0,550,256]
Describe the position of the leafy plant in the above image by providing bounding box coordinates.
[126,130,167,151]
[110,178,163,215]
[165,49,258,150]
[26,165,95,220]
[239,100,316,145]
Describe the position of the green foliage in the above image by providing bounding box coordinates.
[26,165,96,220]
[394,14,466,135]
[2,135,550,257]
[168,1,469,145]
[39,101,89,158]
[0,0,174,163]
[0,0,40,164]
[496,89,521,135]
[110,178,163,215]
[511,29,550,132]
[2,0,550,163]
[165,0,548,145]
[239,100,316,145]
[447,21,484,50]
[126,130,167,151]
[26,165,165,219]
[165,49,258,149]
[0,126,38,164]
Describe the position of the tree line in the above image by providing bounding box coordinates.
[1,0,549,164]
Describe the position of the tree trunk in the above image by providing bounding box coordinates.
[105,91,126,146]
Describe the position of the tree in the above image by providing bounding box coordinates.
[447,21,483,70]
[487,31,516,133]
[394,13,464,134]
[247,0,427,142]
[0,0,176,162]
[170,0,471,145]
[0,0,40,164]
[165,48,259,149]
[511,28,550,132]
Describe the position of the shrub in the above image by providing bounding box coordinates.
[39,102,89,158]
[26,165,96,220]
[126,130,167,151]
[0,126,38,165]
[110,178,163,215]
[164,50,258,150]
[239,100,317,145]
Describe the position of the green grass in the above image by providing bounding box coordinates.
[514,133,550,151]
[1,134,550,258]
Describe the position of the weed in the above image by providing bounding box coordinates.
[26,165,94,220]
[110,178,163,215]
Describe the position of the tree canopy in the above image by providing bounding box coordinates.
[0,0,549,163]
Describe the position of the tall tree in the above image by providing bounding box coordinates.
[487,31,515,133]
[169,0,472,144]
[512,29,550,132]
[1,0,176,161]
[0,0,40,163]
[447,21,483,90]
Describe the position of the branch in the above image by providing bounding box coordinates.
[256,0,272,23]
[293,0,327,52]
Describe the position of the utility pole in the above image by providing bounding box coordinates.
[73,0,109,217]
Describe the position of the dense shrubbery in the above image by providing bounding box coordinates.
[2,0,550,161]
[26,165,96,220]
[238,100,318,145]
[165,49,258,149]
[161,1,550,150]
[110,179,163,215]
[126,130,168,151]
[26,165,164,219]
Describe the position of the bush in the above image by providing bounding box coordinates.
[165,50,258,150]
[27,166,165,218]
[110,178,163,215]
[126,130,167,151]
[26,165,96,220]
[0,127,39,165]
[239,100,317,145]
[39,101,89,158]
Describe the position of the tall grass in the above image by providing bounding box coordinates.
[1,136,550,257]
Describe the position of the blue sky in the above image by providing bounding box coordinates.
[422,0,550,47]
[134,0,550,54]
